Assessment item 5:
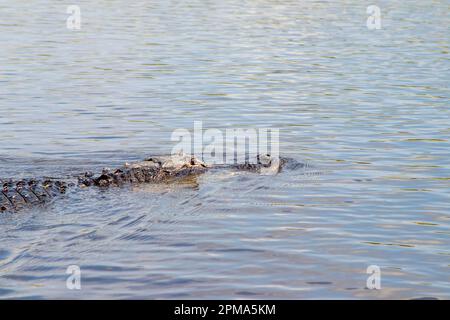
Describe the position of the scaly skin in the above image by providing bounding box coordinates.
[1,153,287,213]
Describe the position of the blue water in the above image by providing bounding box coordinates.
[0,1,449,299]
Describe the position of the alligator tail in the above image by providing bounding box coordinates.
[1,179,71,212]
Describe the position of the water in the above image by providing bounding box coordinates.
[0,0,449,299]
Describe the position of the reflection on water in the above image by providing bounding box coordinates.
[0,1,449,299]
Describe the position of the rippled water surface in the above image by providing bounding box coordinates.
[0,1,449,299]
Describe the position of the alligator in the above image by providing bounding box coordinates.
[1,153,297,213]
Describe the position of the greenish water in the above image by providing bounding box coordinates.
[0,1,449,299]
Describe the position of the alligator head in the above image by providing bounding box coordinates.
[257,154,282,175]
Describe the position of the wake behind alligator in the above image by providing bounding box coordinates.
[1,153,304,213]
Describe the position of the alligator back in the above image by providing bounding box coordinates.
[1,179,70,212]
